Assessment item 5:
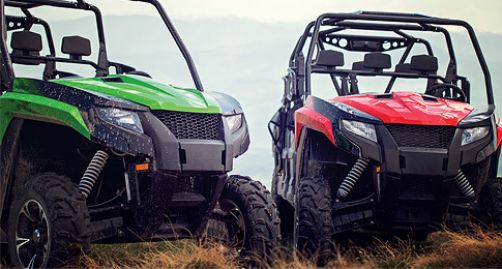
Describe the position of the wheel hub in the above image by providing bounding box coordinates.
[219,199,247,250]
[32,229,42,244]
[15,199,50,268]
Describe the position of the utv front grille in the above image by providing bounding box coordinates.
[152,111,222,140]
[386,125,456,149]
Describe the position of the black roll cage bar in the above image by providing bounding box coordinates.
[0,0,205,91]
[290,11,493,105]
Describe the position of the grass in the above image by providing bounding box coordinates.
[2,228,501,268]
[78,228,502,269]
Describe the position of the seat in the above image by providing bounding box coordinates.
[410,55,438,74]
[61,35,91,60]
[410,55,439,92]
[362,52,391,71]
[10,31,43,65]
[314,50,344,67]
[352,61,371,71]
[395,63,418,73]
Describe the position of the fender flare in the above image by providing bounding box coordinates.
[295,106,335,146]
[0,92,90,142]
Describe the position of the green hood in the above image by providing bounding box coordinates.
[51,75,221,114]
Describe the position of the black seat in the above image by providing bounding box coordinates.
[352,61,371,71]
[362,52,391,71]
[409,55,439,91]
[61,35,91,60]
[315,50,344,67]
[10,31,43,65]
[395,63,418,73]
[410,55,438,74]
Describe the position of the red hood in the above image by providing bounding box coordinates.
[333,92,473,126]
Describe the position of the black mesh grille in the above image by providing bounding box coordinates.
[386,125,456,149]
[152,111,222,140]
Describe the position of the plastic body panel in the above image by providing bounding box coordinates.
[293,94,497,177]
[334,92,473,126]
[52,75,222,113]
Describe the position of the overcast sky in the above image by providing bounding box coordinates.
[33,0,502,34]
[21,0,502,34]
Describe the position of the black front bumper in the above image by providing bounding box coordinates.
[140,112,250,173]
[343,122,497,177]
[92,111,249,240]
[334,121,498,232]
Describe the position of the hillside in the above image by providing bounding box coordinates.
[22,14,502,182]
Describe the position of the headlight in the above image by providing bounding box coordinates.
[461,126,489,146]
[96,107,143,133]
[341,119,377,142]
[225,114,243,133]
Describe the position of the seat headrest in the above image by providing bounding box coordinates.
[363,53,391,70]
[62,35,91,60]
[395,63,418,73]
[352,61,371,71]
[11,31,43,52]
[10,31,43,65]
[315,50,344,67]
[410,55,438,73]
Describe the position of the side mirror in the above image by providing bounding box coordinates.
[62,36,91,60]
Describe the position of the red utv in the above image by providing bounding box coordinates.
[269,11,502,258]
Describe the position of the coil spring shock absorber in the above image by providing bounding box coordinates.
[79,150,109,198]
[337,158,370,199]
[454,169,475,198]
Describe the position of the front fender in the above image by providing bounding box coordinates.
[5,78,153,156]
[0,92,90,141]
[295,106,335,145]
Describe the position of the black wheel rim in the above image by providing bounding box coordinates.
[15,199,50,269]
[220,199,246,250]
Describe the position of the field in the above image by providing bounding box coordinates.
[74,228,501,269]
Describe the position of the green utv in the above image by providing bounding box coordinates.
[0,0,280,267]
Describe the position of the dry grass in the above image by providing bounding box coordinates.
[81,240,238,269]
[82,228,502,269]
[1,228,500,268]
[413,228,502,268]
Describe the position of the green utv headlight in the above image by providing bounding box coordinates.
[461,126,489,146]
[96,107,144,133]
[225,114,243,133]
[342,119,377,143]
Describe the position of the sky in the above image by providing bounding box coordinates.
[44,0,502,34]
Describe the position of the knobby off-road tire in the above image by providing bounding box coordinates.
[295,176,334,264]
[480,177,502,229]
[7,173,90,268]
[218,175,281,266]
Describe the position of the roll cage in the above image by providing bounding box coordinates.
[288,11,494,105]
[0,0,204,91]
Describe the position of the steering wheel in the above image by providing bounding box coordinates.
[425,83,467,102]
